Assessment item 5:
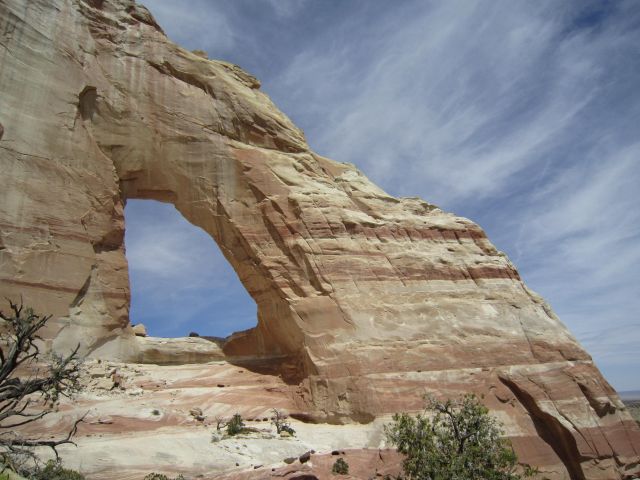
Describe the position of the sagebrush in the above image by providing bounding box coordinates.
[226,413,245,435]
[28,460,85,480]
[143,474,185,480]
[332,457,349,475]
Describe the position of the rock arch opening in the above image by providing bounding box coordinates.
[124,199,257,341]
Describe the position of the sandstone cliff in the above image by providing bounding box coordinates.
[0,1,638,478]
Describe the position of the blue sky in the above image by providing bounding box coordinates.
[126,0,640,391]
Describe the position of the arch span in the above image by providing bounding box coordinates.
[1,2,638,475]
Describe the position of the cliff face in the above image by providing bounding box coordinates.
[0,1,638,478]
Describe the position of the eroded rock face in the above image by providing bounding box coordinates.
[0,1,638,477]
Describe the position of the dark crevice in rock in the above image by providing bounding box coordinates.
[499,375,586,480]
[83,0,104,9]
[93,227,124,253]
[577,381,616,417]
[78,86,98,121]
[92,242,120,254]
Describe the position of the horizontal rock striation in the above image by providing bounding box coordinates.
[0,0,638,478]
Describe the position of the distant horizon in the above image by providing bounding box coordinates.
[618,390,640,400]
[125,0,640,392]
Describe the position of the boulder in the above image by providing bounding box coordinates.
[299,451,312,464]
[131,323,147,337]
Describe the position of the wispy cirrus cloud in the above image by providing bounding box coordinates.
[142,0,235,54]
[265,0,640,390]
[274,1,636,207]
[263,0,308,19]
[136,0,640,390]
[511,143,640,374]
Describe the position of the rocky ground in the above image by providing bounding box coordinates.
[15,349,639,480]
[28,358,401,480]
[625,400,640,426]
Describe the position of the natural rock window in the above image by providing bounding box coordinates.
[124,199,257,340]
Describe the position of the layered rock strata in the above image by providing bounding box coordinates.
[0,1,638,478]
[41,359,401,480]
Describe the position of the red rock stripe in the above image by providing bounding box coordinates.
[0,278,127,299]
[0,222,90,243]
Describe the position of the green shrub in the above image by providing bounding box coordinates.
[385,394,534,480]
[226,413,245,436]
[332,457,349,475]
[143,474,185,480]
[31,460,85,480]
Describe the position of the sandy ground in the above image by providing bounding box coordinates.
[24,359,397,480]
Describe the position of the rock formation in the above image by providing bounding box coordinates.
[0,0,638,478]
[45,358,402,480]
[131,323,146,336]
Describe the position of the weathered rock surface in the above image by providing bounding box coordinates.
[40,359,397,480]
[0,1,638,478]
[131,323,146,336]
[136,335,225,364]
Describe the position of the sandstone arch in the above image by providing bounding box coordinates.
[0,1,638,477]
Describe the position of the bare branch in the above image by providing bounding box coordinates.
[0,299,85,468]
[6,413,87,460]
[215,415,227,431]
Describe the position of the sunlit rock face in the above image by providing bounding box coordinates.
[0,1,638,478]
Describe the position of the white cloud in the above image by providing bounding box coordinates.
[274,1,634,207]
[264,0,308,19]
[509,142,640,390]
[125,213,221,282]
[130,0,640,390]
[271,0,640,390]
[141,0,235,54]
[522,145,639,257]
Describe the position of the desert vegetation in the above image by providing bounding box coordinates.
[226,413,246,436]
[625,400,640,426]
[332,457,349,475]
[271,408,296,436]
[385,394,534,480]
[0,300,85,479]
[143,474,185,480]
